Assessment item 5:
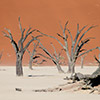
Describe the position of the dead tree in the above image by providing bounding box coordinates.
[72,56,100,87]
[2,17,42,76]
[37,22,98,75]
[38,40,65,73]
[27,41,40,70]
[27,40,47,69]
[82,56,100,87]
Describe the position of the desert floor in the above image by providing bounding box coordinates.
[0,66,100,100]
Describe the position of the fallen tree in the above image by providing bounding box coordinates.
[70,55,100,87]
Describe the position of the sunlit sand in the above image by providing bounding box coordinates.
[0,66,100,100]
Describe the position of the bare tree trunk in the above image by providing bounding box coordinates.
[68,63,71,73]
[71,63,75,75]
[56,62,64,73]
[67,60,75,75]
[81,56,85,69]
[81,55,87,68]
[29,57,33,70]
[81,56,84,69]
[16,53,23,76]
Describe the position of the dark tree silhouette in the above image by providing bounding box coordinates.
[2,17,42,76]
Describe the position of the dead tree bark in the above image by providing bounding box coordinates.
[38,41,65,73]
[2,17,42,76]
[37,23,98,75]
[71,56,100,87]
[16,52,23,76]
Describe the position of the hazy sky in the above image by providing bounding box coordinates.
[0,0,100,65]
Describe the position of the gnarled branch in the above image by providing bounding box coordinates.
[2,29,19,53]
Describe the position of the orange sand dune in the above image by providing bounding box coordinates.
[0,0,100,65]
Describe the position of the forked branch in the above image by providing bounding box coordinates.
[2,29,19,53]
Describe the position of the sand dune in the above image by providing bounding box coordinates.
[0,0,100,65]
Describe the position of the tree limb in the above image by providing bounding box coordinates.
[66,28,73,42]
[23,35,42,53]
[26,49,32,55]
[75,25,97,53]
[78,47,98,57]
[37,30,66,50]
[94,56,100,64]
[50,43,58,58]
[2,30,19,53]
[18,28,25,49]
[22,28,36,43]
[39,45,55,60]
[57,33,67,40]
[37,53,51,60]
[75,37,95,57]
[59,22,71,62]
